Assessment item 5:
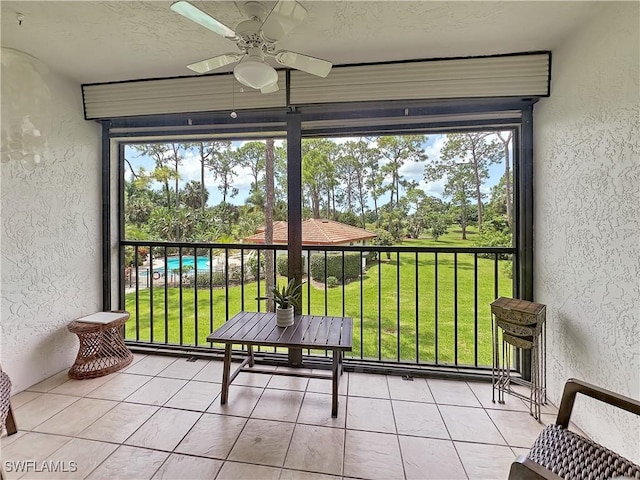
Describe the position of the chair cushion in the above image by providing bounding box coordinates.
[528,424,640,480]
[0,371,12,425]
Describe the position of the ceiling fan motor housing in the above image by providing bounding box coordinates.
[235,18,266,50]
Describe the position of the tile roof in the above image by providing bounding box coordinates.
[244,219,377,246]
[255,221,288,233]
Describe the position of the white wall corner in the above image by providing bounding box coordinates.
[533,2,640,462]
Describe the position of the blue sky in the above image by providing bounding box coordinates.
[125,132,510,209]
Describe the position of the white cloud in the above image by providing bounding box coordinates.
[398,159,426,181]
[420,178,446,198]
[424,135,447,164]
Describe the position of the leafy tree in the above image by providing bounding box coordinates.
[167,143,184,210]
[379,203,408,243]
[147,207,187,241]
[340,140,380,228]
[365,165,385,228]
[430,133,502,231]
[485,174,510,220]
[420,196,450,241]
[439,165,475,240]
[245,189,265,212]
[334,144,359,212]
[124,224,150,241]
[210,202,239,236]
[123,170,159,227]
[185,141,231,211]
[134,144,173,208]
[236,141,266,206]
[302,139,339,219]
[373,228,394,259]
[403,185,427,238]
[182,180,208,210]
[236,210,264,239]
[126,196,154,226]
[474,214,512,258]
[212,150,239,202]
[337,210,360,227]
[495,131,513,226]
[378,135,427,235]
[274,143,288,206]
[364,209,378,225]
[302,146,334,219]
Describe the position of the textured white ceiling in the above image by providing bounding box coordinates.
[0,1,599,84]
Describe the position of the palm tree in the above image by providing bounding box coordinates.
[183,180,208,210]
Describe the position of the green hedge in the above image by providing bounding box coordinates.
[309,252,361,282]
[186,271,226,288]
[277,255,288,277]
[276,254,306,277]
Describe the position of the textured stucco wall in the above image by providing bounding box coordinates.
[534,3,640,462]
[1,49,101,392]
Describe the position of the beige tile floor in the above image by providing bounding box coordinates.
[1,354,563,480]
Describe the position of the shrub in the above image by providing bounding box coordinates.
[372,229,394,259]
[124,246,145,267]
[326,276,338,288]
[428,219,449,241]
[502,261,513,279]
[247,252,264,280]
[474,223,513,260]
[277,255,288,277]
[229,266,242,282]
[276,254,306,277]
[187,271,226,288]
[309,252,361,282]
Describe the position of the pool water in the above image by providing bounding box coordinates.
[165,256,211,271]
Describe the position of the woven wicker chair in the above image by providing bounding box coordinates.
[0,367,17,437]
[509,378,640,480]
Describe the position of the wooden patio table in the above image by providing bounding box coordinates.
[207,312,353,417]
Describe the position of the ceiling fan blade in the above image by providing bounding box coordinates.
[260,82,279,94]
[187,53,242,74]
[170,1,236,39]
[275,51,332,78]
[261,0,307,42]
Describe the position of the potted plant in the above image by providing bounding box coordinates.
[271,279,302,327]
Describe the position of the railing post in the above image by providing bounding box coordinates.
[287,109,303,366]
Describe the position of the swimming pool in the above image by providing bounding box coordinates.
[164,256,211,271]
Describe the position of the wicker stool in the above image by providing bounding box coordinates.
[491,297,547,420]
[67,311,133,379]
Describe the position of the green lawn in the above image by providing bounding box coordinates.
[125,227,513,367]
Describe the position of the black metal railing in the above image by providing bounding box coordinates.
[121,240,514,369]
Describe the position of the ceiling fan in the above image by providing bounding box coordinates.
[170,0,332,94]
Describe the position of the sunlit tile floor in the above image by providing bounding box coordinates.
[1,354,566,480]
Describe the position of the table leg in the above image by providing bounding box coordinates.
[221,344,232,405]
[248,344,255,367]
[331,350,339,418]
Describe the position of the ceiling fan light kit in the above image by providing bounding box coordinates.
[171,0,332,94]
[234,49,278,90]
